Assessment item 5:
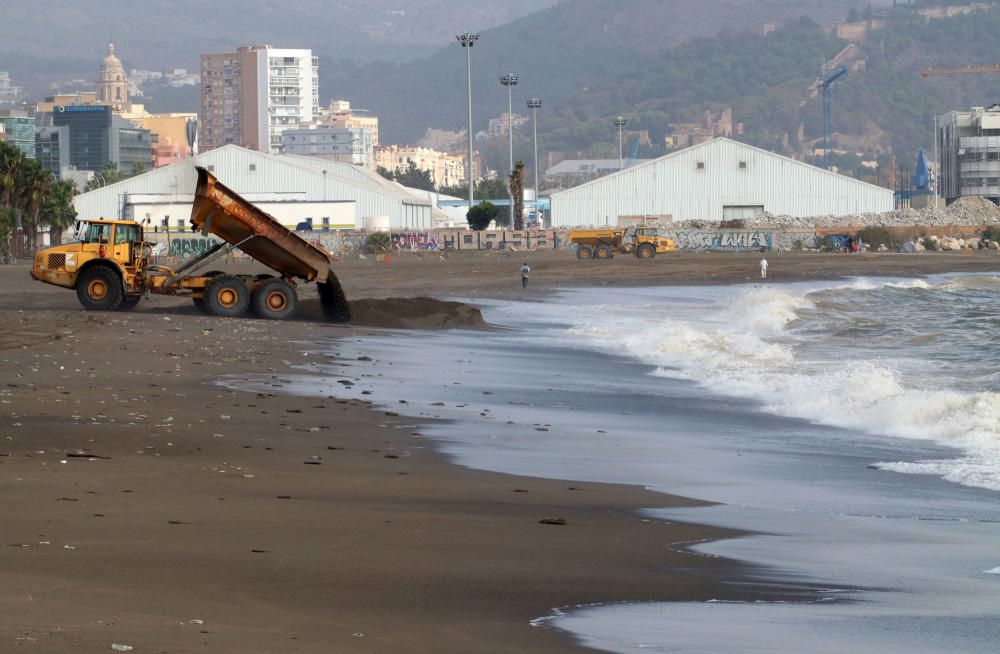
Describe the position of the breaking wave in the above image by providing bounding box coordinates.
[566,277,1000,491]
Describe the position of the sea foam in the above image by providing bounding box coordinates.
[566,278,1000,492]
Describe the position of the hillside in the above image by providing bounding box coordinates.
[321,0,890,144]
[532,1,1000,175]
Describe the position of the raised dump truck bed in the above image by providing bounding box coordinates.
[190,166,333,284]
[31,166,351,321]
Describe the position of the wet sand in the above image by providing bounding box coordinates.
[2,251,998,652]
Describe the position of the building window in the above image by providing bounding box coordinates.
[739,161,747,169]
[249,163,256,171]
[696,162,705,170]
[206,165,215,172]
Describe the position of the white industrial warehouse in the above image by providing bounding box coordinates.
[73,145,446,231]
[549,138,894,227]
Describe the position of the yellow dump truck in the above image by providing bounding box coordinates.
[30,166,351,321]
[567,226,676,260]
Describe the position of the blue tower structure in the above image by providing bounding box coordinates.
[820,65,848,168]
[911,148,930,191]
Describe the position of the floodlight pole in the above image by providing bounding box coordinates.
[501,73,519,226]
[527,98,542,224]
[456,31,480,211]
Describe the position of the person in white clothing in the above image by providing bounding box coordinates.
[760,258,768,280]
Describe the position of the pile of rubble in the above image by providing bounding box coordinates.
[673,196,1000,230]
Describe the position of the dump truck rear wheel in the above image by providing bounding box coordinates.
[252,278,297,320]
[76,265,124,311]
[204,275,249,317]
[192,297,210,314]
[636,243,656,259]
[594,244,613,260]
[118,296,142,311]
[576,245,593,260]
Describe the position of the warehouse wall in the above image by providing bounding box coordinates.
[550,138,894,227]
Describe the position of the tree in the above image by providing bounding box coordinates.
[376,162,436,191]
[40,179,78,245]
[847,7,860,22]
[439,177,512,201]
[466,201,499,231]
[84,161,126,191]
[509,161,526,230]
[863,4,873,20]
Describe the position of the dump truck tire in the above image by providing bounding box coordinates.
[118,296,142,311]
[636,243,656,259]
[318,275,351,323]
[252,278,297,320]
[576,245,593,260]
[204,275,249,317]
[594,244,613,260]
[76,265,124,311]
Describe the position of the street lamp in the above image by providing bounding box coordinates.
[615,116,628,170]
[527,98,541,225]
[500,72,519,226]
[456,31,479,212]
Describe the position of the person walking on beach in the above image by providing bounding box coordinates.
[520,262,531,289]
[760,257,768,280]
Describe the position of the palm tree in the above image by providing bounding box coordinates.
[41,179,78,245]
[509,160,526,230]
[16,160,51,251]
[0,141,27,259]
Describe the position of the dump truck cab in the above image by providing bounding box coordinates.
[32,218,150,310]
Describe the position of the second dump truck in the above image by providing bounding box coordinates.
[30,166,351,321]
[567,225,676,260]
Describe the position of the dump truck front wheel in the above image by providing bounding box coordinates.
[76,265,124,311]
[594,244,613,260]
[204,275,249,317]
[252,278,297,320]
[118,296,142,311]
[636,243,656,259]
[576,245,593,260]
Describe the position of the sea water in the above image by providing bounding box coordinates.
[224,273,1000,652]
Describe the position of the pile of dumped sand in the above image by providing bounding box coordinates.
[298,296,486,329]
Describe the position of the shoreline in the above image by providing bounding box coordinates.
[2,255,998,652]
[0,263,753,653]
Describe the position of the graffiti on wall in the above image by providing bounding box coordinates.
[167,237,222,259]
[392,233,440,251]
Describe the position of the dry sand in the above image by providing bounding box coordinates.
[2,251,998,653]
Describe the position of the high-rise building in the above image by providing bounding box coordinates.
[281,125,373,166]
[0,109,36,158]
[38,105,152,178]
[315,100,379,146]
[199,45,318,154]
[937,105,1000,204]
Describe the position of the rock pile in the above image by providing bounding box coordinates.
[672,196,1000,230]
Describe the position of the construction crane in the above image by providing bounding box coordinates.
[922,65,1000,77]
[625,138,641,169]
[820,65,848,168]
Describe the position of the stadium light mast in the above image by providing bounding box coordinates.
[456,31,479,211]
[500,72,519,226]
[527,98,542,223]
[615,116,628,170]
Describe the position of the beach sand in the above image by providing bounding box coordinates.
[2,251,998,652]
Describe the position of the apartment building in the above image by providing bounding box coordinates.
[281,125,374,166]
[199,45,318,154]
[374,145,466,188]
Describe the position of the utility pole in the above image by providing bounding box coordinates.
[615,116,628,170]
[456,31,479,212]
[527,98,541,224]
[500,73,519,226]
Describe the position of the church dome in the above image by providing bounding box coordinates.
[97,42,129,109]
[100,43,125,80]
